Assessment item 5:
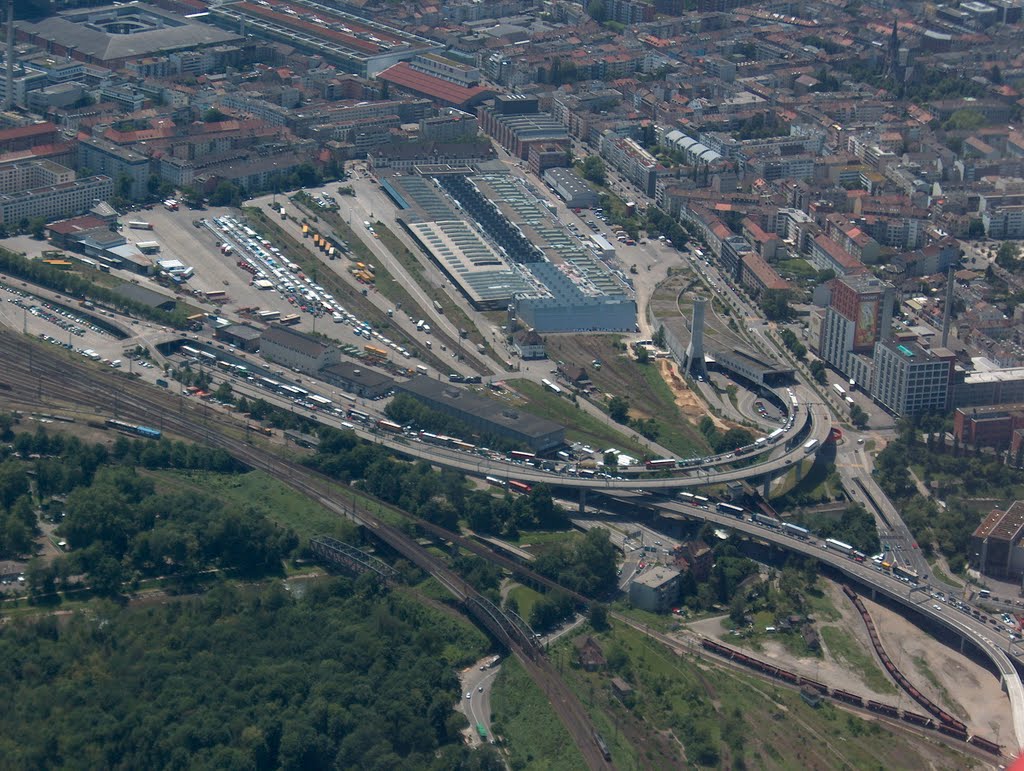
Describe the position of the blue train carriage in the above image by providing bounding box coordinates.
[135,425,162,440]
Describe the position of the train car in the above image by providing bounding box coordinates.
[967,735,1002,755]
[938,724,968,741]
[645,458,677,470]
[507,480,532,495]
[776,669,799,684]
[900,711,933,728]
[831,689,864,707]
[867,701,899,718]
[135,425,161,439]
[800,678,827,694]
[716,502,745,518]
[753,512,779,528]
[593,732,611,762]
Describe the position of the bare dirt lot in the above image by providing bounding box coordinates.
[862,594,1013,744]
[657,358,739,433]
[685,579,1013,749]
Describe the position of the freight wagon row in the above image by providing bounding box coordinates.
[842,585,969,736]
[700,638,1002,755]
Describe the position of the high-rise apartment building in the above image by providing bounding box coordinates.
[871,338,954,415]
[819,274,894,388]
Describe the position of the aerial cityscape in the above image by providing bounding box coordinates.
[0,0,1023,767]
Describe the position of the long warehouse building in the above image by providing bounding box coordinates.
[396,376,565,452]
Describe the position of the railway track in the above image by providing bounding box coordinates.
[0,331,612,770]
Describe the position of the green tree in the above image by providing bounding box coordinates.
[635,345,649,364]
[587,0,607,22]
[202,107,227,123]
[580,156,606,186]
[214,381,234,404]
[603,450,618,469]
[652,326,666,348]
[761,292,794,321]
[809,359,827,384]
[850,403,869,429]
[943,109,985,132]
[608,395,630,423]
[589,602,609,631]
[997,242,1021,269]
[25,557,57,597]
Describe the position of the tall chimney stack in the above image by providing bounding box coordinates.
[4,0,13,112]
[941,265,954,348]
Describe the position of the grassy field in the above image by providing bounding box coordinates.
[928,560,964,589]
[770,458,843,506]
[506,584,543,623]
[542,335,710,457]
[150,469,359,542]
[490,657,586,771]
[553,621,976,770]
[500,379,650,457]
[776,258,818,279]
[820,626,897,695]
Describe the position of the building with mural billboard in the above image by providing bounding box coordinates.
[819,274,894,386]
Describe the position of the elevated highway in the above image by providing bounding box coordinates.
[343,401,831,491]
[642,497,1024,751]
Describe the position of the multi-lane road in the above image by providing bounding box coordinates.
[643,497,1024,750]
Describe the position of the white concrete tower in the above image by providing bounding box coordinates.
[685,296,706,375]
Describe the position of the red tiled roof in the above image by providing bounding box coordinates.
[0,122,58,142]
[814,234,865,273]
[48,216,106,235]
[377,62,495,108]
[742,252,791,291]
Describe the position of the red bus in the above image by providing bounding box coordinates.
[508,480,532,495]
[645,458,676,470]
[509,450,536,463]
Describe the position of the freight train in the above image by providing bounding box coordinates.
[841,585,969,737]
[699,636,1002,756]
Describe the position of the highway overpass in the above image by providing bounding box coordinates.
[639,497,1024,752]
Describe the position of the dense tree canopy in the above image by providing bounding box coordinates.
[0,581,499,771]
